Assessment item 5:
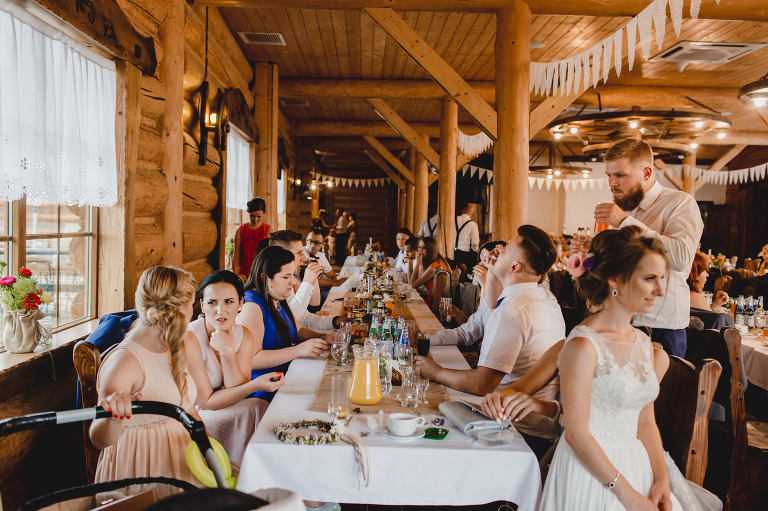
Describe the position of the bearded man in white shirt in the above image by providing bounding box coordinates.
[393,228,413,274]
[592,138,703,357]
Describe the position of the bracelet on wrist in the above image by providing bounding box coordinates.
[604,472,620,490]
[551,400,562,421]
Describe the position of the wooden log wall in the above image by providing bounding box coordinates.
[124,2,255,290]
[329,185,397,256]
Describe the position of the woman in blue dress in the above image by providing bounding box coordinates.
[237,245,330,401]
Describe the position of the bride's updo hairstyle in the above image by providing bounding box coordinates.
[575,225,667,307]
[134,266,197,402]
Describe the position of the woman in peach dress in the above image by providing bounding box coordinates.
[90,266,202,494]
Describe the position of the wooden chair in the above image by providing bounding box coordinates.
[431,270,450,314]
[715,275,732,294]
[689,316,705,331]
[73,340,103,483]
[449,268,461,302]
[743,258,759,273]
[655,356,722,485]
[688,327,747,511]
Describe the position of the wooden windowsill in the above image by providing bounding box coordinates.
[0,318,100,373]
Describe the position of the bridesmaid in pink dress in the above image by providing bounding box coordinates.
[234,197,271,276]
[91,266,202,495]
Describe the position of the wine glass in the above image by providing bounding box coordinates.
[417,377,430,405]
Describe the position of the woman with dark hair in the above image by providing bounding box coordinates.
[233,197,271,276]
[237,246,330,402]
[538,226,682,510]
[688,251,729,313]
[410,236,450,305]
[184,270,284,463]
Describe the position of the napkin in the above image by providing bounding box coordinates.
[439,401,516,438]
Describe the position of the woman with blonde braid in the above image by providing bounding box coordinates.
[90,266,202,493]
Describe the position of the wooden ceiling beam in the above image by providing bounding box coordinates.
[364,149,406,189]
[365,98,441,169]
[363,136,416,183]
[363,7,497,140]
[197,0,768,20]
[457,152,475,169]
[282,78,495,101]
[709,144,748,171]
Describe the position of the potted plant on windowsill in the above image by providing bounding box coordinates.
[0,263,53,353]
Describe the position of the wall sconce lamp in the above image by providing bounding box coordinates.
[738,72,768,108]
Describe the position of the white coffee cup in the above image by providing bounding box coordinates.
[387,413,425,436]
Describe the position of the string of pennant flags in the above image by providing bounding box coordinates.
[311,171,391,188]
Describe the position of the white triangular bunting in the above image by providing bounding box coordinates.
[528,177,535,188]
[669,0,684,36]
[486,170,494,183]
[602,36,612,83]
[637,4,654,61]
[546,178,554,190]
[470,165,478,177]
[613,28,623,77]
[626,17,638,71]
[559,60,568,96]
[652,0,667,49]
[582,51,591,91]
[573,53,583,95]
[478,167,487,179]
[691,0,702,20]
[591,43,602,89]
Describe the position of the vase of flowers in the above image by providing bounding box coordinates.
[0,264,53,353]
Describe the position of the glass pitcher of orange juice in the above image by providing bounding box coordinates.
[349,345,383,405]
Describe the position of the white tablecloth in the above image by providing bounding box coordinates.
[237,317,541,508]
[742,333,768,390]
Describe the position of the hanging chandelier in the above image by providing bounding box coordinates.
[738,72,768,108]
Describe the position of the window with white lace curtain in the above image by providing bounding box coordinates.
[0,3,116,343]
[225,128,253,268]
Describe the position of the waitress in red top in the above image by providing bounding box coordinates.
[234,197,271,276]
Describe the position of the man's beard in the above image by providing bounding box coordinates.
[614,183,645,211]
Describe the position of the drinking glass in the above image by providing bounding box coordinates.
[397,345,413,369]
[400,370,419,408]
[702,291,713,305]
[329,375,349,421]
[416,332,430,357]
[331,341,348,366]
[439,297,452,322]
[594,220,609,233]
[417,377,430,404]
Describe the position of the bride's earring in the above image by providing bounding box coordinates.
[611,288,618,297]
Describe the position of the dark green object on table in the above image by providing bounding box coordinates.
[423,427,449,440]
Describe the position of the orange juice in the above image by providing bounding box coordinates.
[348,346,382,405]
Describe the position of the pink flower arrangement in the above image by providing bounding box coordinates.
[0,276,16,286]
[567,253,586,277]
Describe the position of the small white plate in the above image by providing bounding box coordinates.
[378,428,424,441]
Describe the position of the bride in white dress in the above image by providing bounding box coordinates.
[539,226,680,511]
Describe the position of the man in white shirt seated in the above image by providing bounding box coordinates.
[393,228,413,274]
[416,224,565,399]
[305,227,343,288]
[270,230,345,332]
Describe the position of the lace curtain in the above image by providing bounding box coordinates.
[226,130,252,210]
[0,3,117,206]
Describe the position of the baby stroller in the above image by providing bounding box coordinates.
[0,402,303,511]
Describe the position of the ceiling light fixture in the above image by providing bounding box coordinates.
[310,184,316,190]
[553,132,563,140]
[326,181,333,188]
[690,141,699,149]
[569,126,578,134]
[738,72,768,108]
[629,120,639,129]
[716,130,727,139]
[554,170,561,176]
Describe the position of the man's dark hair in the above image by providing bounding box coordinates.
[308,227,324,238]
[269,230,302,248]
[397,228,412,236]
[404,236,420,250]
[517,224,557,278]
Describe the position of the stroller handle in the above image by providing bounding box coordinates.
[0,401,227,488]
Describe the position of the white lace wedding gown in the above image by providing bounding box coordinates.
[538,325,683,510]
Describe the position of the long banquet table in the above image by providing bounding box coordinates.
[741,332,768,390]
[237,277,542,510]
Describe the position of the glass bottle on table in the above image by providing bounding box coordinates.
[753,296,764,337]
[735,296,746,327]
[746,296,755,329]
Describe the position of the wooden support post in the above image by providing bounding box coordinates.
[253,62,280,228]
[682,153,697,196]
[407,148,416,233]
[311,186,320,219]
[397,188,406,228]
[438,97,458,259]
[492,1,530,241]
[101,62,140,311]
[414,134,429,234]
[160,0,185,266]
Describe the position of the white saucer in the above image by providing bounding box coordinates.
[378,428,424,441]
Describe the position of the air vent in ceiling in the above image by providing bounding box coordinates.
[238,32,286,45]
[280,98,310,107]
[650,41,767,71]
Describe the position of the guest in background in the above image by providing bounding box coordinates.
[91,266,201,493]
[311,209,331,233]
[394,228,413,274]
[410,236,450,306]
[185,270,283,463]
[326,229,337,264]
[334,209,348,263]
[403,236,420,278]
[234,197,270,276]
[270,230,324,311]
[573,138,703,357]
[454,203,480,273]
[346,212,358,255]
[757,244,768,274]
[306,227,342,288]
[237,246,330,402]
[688,251,734,330]
[418,211,438,238]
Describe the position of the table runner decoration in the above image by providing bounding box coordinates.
[308,355,448,415]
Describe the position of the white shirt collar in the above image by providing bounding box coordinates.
[497,281,539,305]
[634,180,662,213]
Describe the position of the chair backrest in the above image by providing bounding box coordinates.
[724,270,741,286]
[714,275,732,294]
[548,269,566,301]
[655,356,722,485]
[431,270,450,313]
[690,327,747,509]
[559,304,588,336]
[450,268,461,301]
[743,258,759,273]
[689,315,705,331]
